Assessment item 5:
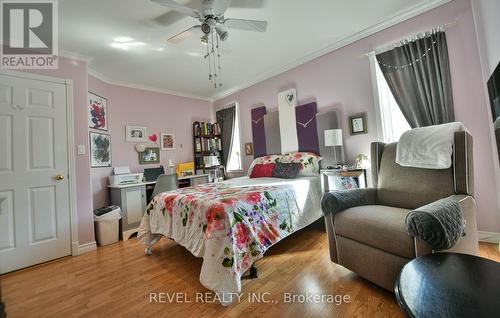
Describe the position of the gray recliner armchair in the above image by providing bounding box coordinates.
[322,131,479,291]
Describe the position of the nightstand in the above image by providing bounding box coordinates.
[320,168,367,192]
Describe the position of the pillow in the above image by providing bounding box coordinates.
[272,162,301,179]
[247,155,280,176]
[278,152,322,176]
[249,163,276,178]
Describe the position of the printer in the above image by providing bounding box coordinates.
[108,166,143,186]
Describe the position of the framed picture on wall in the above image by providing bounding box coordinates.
[161,133,175,150]
[139,147,160,164]
[88,92,108,131]
[89,132,112,168]
[126,125,147,142]
[245,142,254,156]
[349,113,368,135]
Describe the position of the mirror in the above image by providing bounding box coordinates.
[487,61,500,166]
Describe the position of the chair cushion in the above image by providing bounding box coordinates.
[334,205,415,259]
[376,143,455,210]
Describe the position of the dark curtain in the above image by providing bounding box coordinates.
[216,105,236,168]
[376,30,454,128]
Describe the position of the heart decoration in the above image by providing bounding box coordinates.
[285,93,295,105]
[148,133,158,143]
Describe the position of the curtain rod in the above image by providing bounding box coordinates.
[362,20,457,58]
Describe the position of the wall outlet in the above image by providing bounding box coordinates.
[77,145,86,155]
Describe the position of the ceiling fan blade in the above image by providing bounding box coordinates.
[153,11,187,27]
[206,0,231,16]
[230,0,266,9]
[168,25,201,43]
[151,0,201,19]
[224,19,267,32]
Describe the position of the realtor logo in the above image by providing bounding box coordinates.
[1,0,58,69]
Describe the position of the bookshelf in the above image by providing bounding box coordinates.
[193,121,225,178]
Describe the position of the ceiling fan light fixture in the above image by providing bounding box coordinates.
[215,26,228,41]
[152,0,268,88]
[201,22,212,34]
[201,35,208,45]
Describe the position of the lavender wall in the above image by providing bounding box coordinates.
[25,58,212,244]
[214,0,500,232]
[471,0,500,231]
[25,57,95,244]
[88,76,211,209]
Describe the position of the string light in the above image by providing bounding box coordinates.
[377,40,437,70]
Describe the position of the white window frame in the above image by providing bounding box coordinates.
[217,101,243,172]
[368,51,411,143]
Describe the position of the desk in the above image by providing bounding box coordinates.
[108,174,209,239]
[177,174,210,188]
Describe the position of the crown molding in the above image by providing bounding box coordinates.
[59,49,93,63]
[87,68,213,102]
[211,0,452,102]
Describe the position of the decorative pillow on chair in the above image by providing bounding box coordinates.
[249,163,276,178]
[278,152,322,176]
[272,162,301,179]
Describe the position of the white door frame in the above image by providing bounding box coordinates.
[0,70,79,256]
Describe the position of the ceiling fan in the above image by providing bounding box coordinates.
[151,0,268,88]
[151,0,268,44]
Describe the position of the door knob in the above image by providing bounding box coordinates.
[55,174,65,181]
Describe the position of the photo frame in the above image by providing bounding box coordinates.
[245,142,254,156]
[161,133,175,150]
[89,132,112,168]
[139,147,160,165]
[349,113,368,135]
[126,125,147,142]
[88,92,108,131]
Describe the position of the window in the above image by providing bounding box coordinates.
[370,53,411,143]
[224,102,242,171]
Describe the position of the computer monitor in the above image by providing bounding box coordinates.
[143,166,164,182]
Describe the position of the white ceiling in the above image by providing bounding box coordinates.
[60,0,448,100]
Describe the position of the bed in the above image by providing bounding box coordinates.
[138,174,323,305]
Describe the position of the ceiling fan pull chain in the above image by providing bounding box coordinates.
[216,33,222,87]
[212,32,218,88]
[207,35,213,81]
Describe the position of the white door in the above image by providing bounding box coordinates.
[0,73,71,274]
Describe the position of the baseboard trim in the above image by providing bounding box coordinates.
[71,241,79,256]
[78,241,97,254]
[478,231,500,244]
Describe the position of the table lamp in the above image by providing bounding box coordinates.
[324,129,343,167]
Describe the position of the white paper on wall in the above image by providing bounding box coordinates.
[278,88,298,153]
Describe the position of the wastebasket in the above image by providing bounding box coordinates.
[94,206,121,246]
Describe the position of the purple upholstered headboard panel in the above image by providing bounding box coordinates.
[251,106,267,158]
[295,102,320,154]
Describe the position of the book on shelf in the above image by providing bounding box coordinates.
[193,121,224,176]
[195,138,202,152]
[198,138,222,152]
[193,121,221,137]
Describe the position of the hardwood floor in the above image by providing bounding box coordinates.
[1,222,498,318]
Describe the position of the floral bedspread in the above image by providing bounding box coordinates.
[138,179,320,305]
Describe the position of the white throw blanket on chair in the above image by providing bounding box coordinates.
[396,122,467,169]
